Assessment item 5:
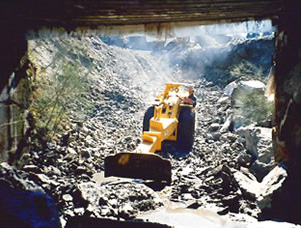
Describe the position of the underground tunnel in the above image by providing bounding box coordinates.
[0,0,300,227]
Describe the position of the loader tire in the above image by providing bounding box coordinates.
[177,106,195,152]
[143,106,154,132]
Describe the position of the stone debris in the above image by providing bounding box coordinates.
[73,181,163,219]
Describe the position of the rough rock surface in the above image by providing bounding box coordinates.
[237,126,274,181]
[224,80,265,100]
[73,181,163,219]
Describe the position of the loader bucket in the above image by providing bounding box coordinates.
[104,153,172,185]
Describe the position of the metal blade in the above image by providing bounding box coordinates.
[104,152,171,185]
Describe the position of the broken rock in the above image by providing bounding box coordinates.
[237,125,274,181]
[233,170,260,201]
[257,165,287,209]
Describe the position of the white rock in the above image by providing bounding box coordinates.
[220,114,233,133]
[225,80,265,97]
[224,81,238,97]
[62,194,73,202]
[67,147,77,155]
[60,216,67,228]
[74,207,85,215]
[236,125,274,180]
[36,174,51,184]
[108,198,118,207]
[50,165,62,176]
[257,165,287,209]
[180,166,194,177]
[233,170,260,200]
[233,165,288,210]
[217,96,230,105]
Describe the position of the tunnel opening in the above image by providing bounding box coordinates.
[4,19,297,227]
[0,0,300,227]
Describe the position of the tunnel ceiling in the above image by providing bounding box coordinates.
[1,0,284,32]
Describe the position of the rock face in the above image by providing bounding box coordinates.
[0,71,31,162]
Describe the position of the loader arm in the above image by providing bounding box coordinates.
[137,109,178,153]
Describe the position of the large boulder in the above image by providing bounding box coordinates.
[223,80,272,129]
[257,165,287,209]
[236,126,274,181]
[232,165,287,210]
[233,169,260,201]
[224,80,265,104]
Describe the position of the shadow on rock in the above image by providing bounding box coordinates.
[144,181,168,191]
[0,184,61,228]
[159,141,192,159]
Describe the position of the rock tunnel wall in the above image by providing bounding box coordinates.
[273,1,301,169]
[0,11,30,163]
[267,2,301,222]
[0,50,32,163]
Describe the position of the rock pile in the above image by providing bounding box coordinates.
[68,181,163,219]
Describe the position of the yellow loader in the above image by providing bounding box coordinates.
[104,83,196,184]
